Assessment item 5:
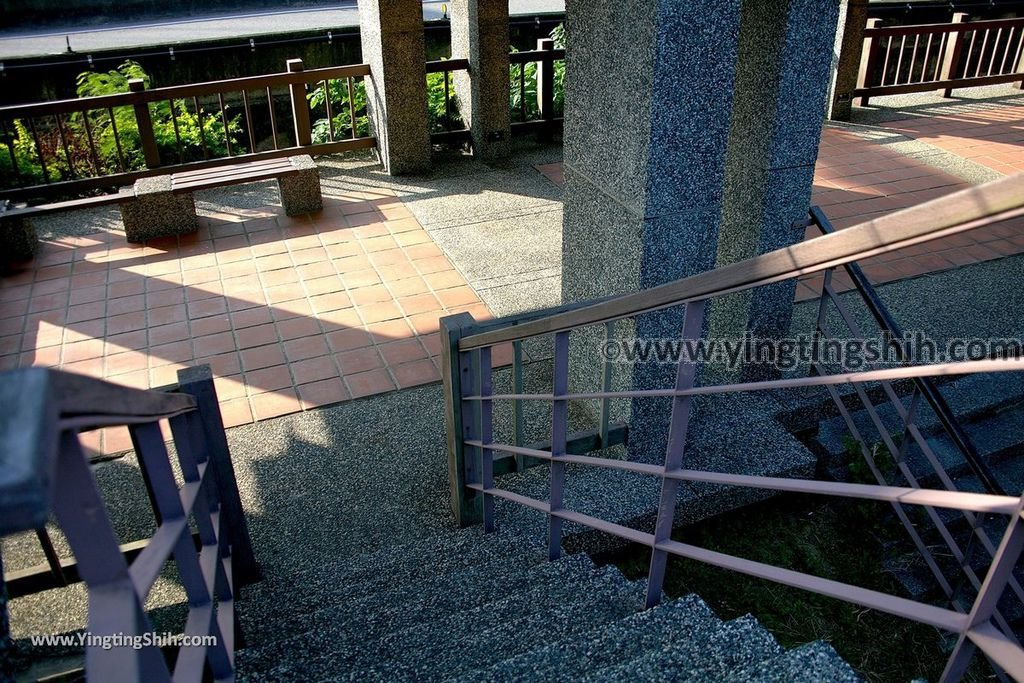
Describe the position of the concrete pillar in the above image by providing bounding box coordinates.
[451,0,512,160]
[357,0,432,174]
[710,0,842,374]
[561,0,839,461]
[827,0,870,121]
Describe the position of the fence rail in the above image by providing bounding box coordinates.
[0,60,375,201]
[426,58,471,144]
[0,364,257,682]
[442,174,1024,681]
[509,39,565,140]
[856,15,1024,104]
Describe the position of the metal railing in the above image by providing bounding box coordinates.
[0,59,375,201]
[856,15,1024,105]
[441,174,1024,681]
[807,207,1024,668]
[509,39,565,140]
[0,364,257,682]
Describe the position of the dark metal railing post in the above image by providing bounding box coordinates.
[176,365,260,587]
[479,348,495,533]
[939,13,971,97]
[441,312,483,527]
[548,331,570,561]
[645,299,706,608]
[855,18,883,106]
[287,58,314,148]
[535,39,555,142]
[128,79,160,169]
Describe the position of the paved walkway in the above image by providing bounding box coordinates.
[1,89,1021,456]
[0,190,496,455]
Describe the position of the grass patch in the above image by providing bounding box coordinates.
[611,493,990,682]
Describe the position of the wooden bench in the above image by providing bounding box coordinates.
[2,155,323,262]
[118,155,322,243]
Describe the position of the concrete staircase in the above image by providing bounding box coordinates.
[233,527,857,682]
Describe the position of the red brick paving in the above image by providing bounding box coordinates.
[0,189,502,456]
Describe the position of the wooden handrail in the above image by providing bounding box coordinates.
[460,173,1024,351]
[0,63,371,118]
[864,16,1024,38]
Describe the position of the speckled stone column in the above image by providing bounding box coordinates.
[562,0,839,461]
[709,0,841,380]
[450,0,512,161]
[119,177,198,243]
[278,155,323,216]
[358,0,432,175]
[0,214,38,262]
[828,0,870,121]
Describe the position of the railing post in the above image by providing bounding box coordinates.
[440,312,483,527]
[829,0,870,120]
[941,497,1024,682]
[939,13,970,98]
[535,38,555,142]
[855,18,883,107]
[1016,33,1024,90]
[287,59,313,148]
[645,299,706,608]
[176,365,261,587]
[128,79,160,169]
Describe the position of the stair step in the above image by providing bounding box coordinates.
[739,640,861,682]
[242,556,641,682]
[585,614,783,682]
[239,526,540,640]
[449,594,722,683]
[237,543,552,673]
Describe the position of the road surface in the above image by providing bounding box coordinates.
[0,0,564,60]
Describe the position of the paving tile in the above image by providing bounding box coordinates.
[399,292,444,315]
[195,352,242,377]
[388,276,431,297]
[345,367,396,399]
[235,323,279,350]
[220,397,254,428]
[276,316,323,341]
[379,338,428,366]
[326,327,374,352]
[231,307,275,329]
[148,322,189,346]
[392,359,441,388]
[337,346,385,374]
[297,377,349,409]
[358,301,403,324]
[245,365,294,393]
[250,389,301,421]
[240,343,287,372]
[283,335,330,362]
[291,355,340,385]
[366,319,414,344]
[308,292,352,314]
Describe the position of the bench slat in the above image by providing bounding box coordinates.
[2,192,124,218]
[171,159,293,183]
[171,165,298,193]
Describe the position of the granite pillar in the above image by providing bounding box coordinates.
[561,0,839,462]
[358,0,432,175]
[710,0,840,377]
[827,0,870,121]
[451,0,512,160]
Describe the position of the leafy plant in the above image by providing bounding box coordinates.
[308,78,371,144]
